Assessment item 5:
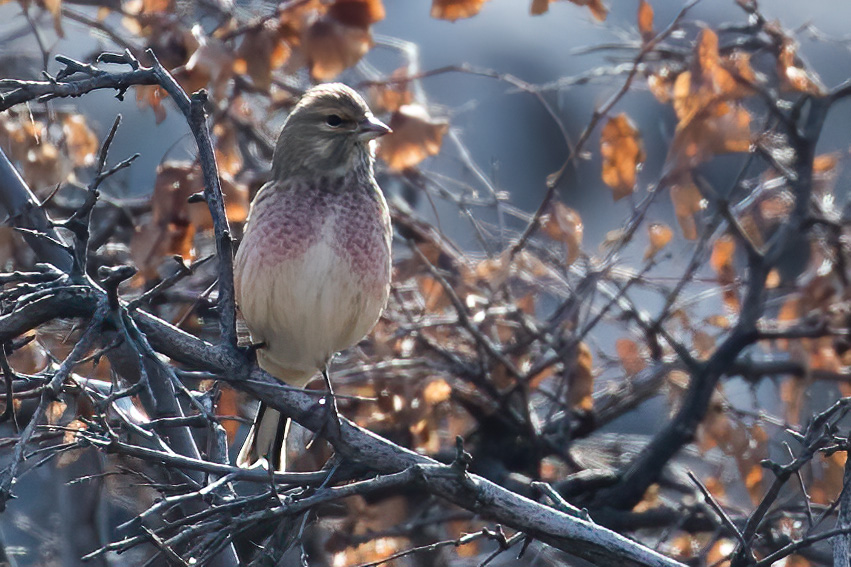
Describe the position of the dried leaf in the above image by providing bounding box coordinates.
[644,222,672,259]
[710,235,740,314]
[541,202,583,266]
[600,113,645,199]
[568,0,607,21]
[431,0,489,21]
[46,400,67,425]
[377,104,449,171]
[616,338,645,376]
[664,30,753,178]
[637,0,654,42]
[777,40,825,95]
[369,68,414,113]
[568,342,593,411]
[182,36,235,100]
[41,0,64,37]
[136,85,168,124]
[423,379,452,405]
[669,173,704,239]
[304,17,372,80]
[530,0,606,19]
[234,21,290,91]
[62,114,98,167]
[328,0,385,28]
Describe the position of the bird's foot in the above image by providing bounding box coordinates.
[307,367,342,448]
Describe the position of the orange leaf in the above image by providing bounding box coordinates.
[568,342,594,411]
[431,0,489,21]
[136,84,168,124]
[42,0,64,37]
[541,202,583,266]
[328,0,385,28]
[377,104,449,171]
[304,17,372,81]
[62,114,98,167]
[637,0,654,42]
[422,379,452,405]
[710,234,735,273]
[777,40,825,95]
[669,173,704,239]
[567,0,607,21]
[369,68,414,113]
[234,21,290,91]
[183,37,235,101]
[600,113,645,199]
[644,222,672,259]
[616,338,645,376]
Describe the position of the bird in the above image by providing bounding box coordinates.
[234,83,392,471]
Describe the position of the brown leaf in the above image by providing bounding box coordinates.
[644,222,672,259]
[664,30,753,178]
[600,113,645,199]
[213,122,243,177]
[303,17,372,81]
[369,69,414,113]
[710,234,740,314]
[616,338,645,376]
[777,40,825,95]
[637,0,654,42]
[234,21,290,91]
[41,0,64,37]
[136,85,168,124]
[568,0,607,21]
[567,342,594,411]
[431,0,489,21]
[181,37,235,101]
[669,173,704,239]
[541,202,583,266]
[328,0,385,28]
[422,379,452,405]
[62,114,98,167]
[377,104,449,171]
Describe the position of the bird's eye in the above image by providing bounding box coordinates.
[326,114,343,127]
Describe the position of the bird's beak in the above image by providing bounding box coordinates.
[357,114,392,141]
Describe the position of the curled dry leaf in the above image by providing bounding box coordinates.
[422,379,452,405]
[369,68,414,113]
[531,0,607,20]
[541,201,583,266]
[669,173,704,240]
[567,342,594,411]
[615,338,645,376]
[234,21,291,92]
[181,35,235,101]
[644,222,672,260]
[777,38,825,95]
[637,0,654,42]
[62,114,98,167]
[600,113,645,199]
[136,85,168,124]
[303,16,372,81]
[431,0,489,21]
[710,234,740,314]
[664,29,754,179]
[328,0,385,28]
[41,0,64,37]
[377,104,449,171]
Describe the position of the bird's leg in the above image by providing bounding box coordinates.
[320,364,342,439]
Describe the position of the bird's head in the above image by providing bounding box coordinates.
[271,83,391,181]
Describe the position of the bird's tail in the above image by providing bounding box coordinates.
[236,402,290,471]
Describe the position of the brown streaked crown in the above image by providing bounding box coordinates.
[271,83,389,181]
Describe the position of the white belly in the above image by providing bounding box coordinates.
[236,234,387,384]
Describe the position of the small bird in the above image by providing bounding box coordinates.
[234,83,392,471]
